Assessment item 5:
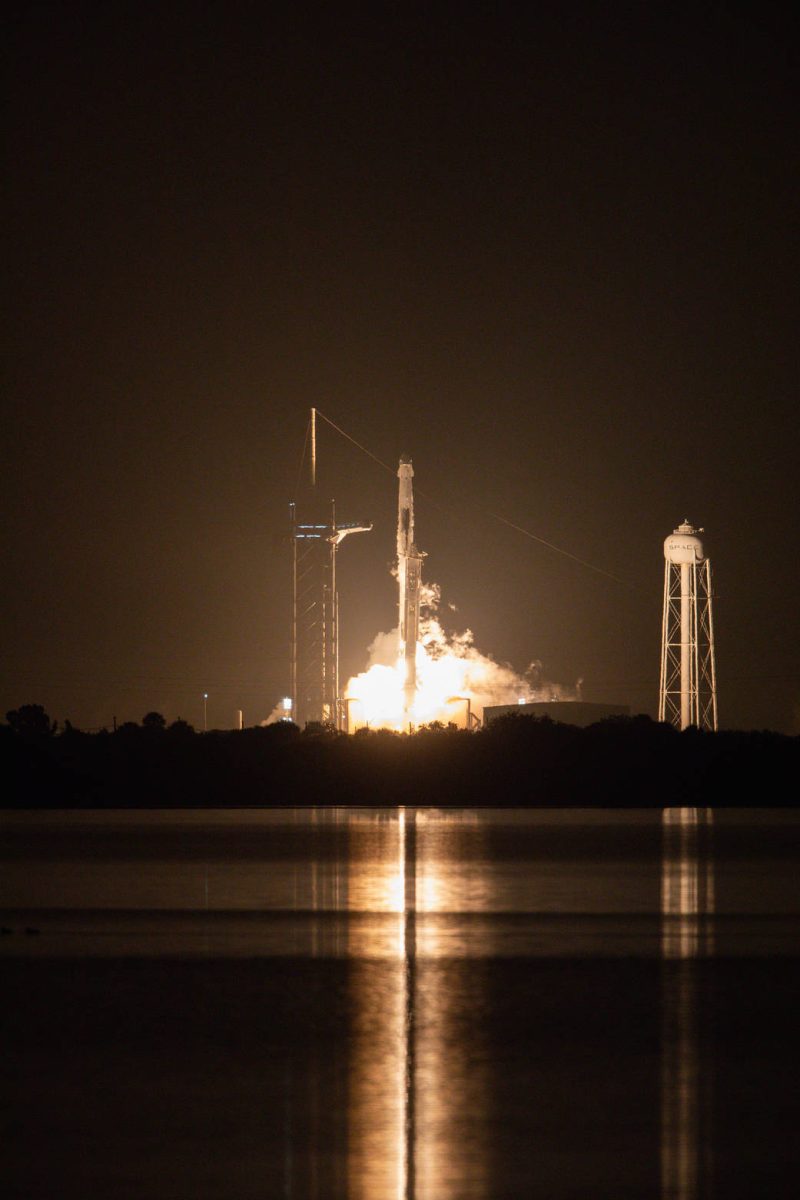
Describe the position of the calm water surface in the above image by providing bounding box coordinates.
[2,807,799,1199]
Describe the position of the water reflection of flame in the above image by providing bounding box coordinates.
[661,808,714,1200]
[347,812,410,1198]
[347,809,487,1200]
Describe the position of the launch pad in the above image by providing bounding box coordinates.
[288,408,431,730]
[284,411,715,733]
[290,447,427,730]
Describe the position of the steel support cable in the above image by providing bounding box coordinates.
[484,513,641,591]
[315,408,396,475]
[314,407,643,593]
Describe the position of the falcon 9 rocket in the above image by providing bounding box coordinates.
[397,457,425,712]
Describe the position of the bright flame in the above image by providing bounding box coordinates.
[346,581,576,730]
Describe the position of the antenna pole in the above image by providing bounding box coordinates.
[310,407,316,488]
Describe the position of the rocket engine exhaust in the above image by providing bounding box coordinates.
[344,451,579,732]
[397,458,426,713]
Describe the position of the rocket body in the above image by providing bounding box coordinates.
[397,458,425,712]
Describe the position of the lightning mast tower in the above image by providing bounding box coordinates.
[290,409,370,728]
[659,521,718,731]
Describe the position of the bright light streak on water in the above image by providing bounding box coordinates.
[2,807,800,1199]
[660,808,715,1200]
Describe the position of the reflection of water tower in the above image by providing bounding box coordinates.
[659,521,718,731]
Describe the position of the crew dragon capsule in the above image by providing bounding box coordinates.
[396,457,426,712]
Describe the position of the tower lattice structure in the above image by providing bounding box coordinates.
[659,521,718,731]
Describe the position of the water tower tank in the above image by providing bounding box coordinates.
[664,521,705,564]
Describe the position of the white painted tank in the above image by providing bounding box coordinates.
[664,521,705,564]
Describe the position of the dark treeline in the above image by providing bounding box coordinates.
[2,704,797,808]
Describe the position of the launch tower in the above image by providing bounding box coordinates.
[658,521,718,731]
[290,410,370,728]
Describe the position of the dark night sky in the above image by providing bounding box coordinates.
[3,2,799,733]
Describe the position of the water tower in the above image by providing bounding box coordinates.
[658,521,718,731]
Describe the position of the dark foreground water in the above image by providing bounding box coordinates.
[2,808,799,1199]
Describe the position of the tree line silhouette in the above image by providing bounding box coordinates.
[2,704,797,808]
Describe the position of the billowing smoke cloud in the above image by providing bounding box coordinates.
[345,578,579,729]
[262,701,287,726]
